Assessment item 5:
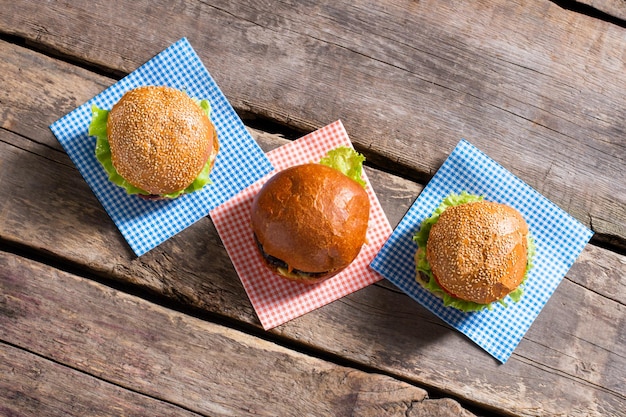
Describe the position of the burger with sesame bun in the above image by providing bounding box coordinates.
[251,147,370,284]
[88,86,219,200]
[413,192,536,312]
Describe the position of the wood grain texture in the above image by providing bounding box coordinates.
[0,41,624,416]
[0,1,626,416]
[0,251,482,417]
[0,343,204,417]
[1,0,625,248]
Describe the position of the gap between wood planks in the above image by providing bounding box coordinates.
[551,0,626,27]
[0,239,508,417]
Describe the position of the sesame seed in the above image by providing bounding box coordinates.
[426,201,529,304]
[107,86,215,195]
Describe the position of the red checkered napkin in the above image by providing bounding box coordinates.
[210,120,392,329]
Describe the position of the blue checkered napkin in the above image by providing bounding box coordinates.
[370,139,593,363]
[50,38,273,256]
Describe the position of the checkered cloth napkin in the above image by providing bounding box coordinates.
[50,38,273,256]
[210,121,392,330]
[370,139,593,363]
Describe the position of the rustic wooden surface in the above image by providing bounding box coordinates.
[2,0,625,250]
[1,1,625,416]
[1,344,205,417]
[2,251,480,417]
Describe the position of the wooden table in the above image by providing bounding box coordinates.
[1,1,625,416]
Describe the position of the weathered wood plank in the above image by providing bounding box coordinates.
[1,0,624,247]
[1,105,625,417]
[0,251,482,417]
[0,41,624,416]
[0,343,206,417]
[0,29,626,415]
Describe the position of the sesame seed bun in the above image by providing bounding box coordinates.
[107,86,218,196]
[250,163,370,284]
[426,201,529,304]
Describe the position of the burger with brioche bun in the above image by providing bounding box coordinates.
[89,85,219,200]
[414,192,535,312]
[251,147,370,284]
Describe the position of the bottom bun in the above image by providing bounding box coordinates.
[272,266,340,285]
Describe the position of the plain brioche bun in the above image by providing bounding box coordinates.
[251,163,370,284]
[107,86,218,196]
[426,201,529,304]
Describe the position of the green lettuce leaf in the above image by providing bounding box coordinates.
[89,98,213,198]
[412,191,535,312]
[195,98,211,115]
[319,146,366,187]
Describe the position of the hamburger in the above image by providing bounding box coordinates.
[251,147,370,284]
[413,192,536,312]
[89,85,219,199]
